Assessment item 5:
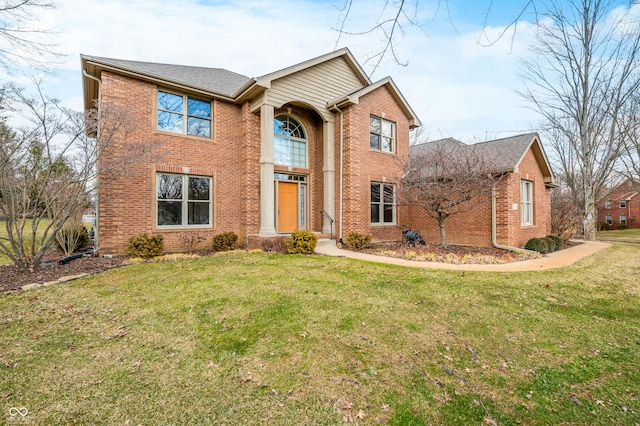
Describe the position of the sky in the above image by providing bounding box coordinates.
[0,0,608,142]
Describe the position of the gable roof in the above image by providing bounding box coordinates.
[81,48,420,128]
[327,76,422,128]
[411,133,556,186]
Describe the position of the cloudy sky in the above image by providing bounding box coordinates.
[0,0,592,142]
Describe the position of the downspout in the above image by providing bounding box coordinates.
[329,104,344,244]
[492,183,527,252]
[83,69,101,254]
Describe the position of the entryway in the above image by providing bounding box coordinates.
[275,173,307,233]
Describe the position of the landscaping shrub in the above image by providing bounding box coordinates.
[543,236,557,252]
[347,232,372,250]
[128,234,163,258]
[600,221,611,231]
[55,225,90,256]
[262,236,288,253]
[212,231,238,252]
[285,230,317,254]
[546,234,563,251]
[524,237,549,254]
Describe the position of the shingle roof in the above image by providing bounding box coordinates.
[81,55,251,98]
[411,133,540,174]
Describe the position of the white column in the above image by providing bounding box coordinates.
[322,120,336,234]
[259,104,277,237]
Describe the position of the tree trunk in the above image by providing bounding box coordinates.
[437,214,447,248]
[583,181,596,241]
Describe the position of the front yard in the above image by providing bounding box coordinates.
[1,247,639,424]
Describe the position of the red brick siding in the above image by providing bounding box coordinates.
[338,85,410,243]
[596,180,640,230]
[98,72,246,255]
[405,147,552,248]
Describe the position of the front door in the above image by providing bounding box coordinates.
[278,181,298,232]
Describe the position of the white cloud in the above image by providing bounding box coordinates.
[24,0,544,142]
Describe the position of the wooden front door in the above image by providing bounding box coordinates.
[278,181,298,232]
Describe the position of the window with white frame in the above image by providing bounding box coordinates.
[521,180,534,226]
[620,200,627,208]
[371,182,396,225]
[274,115,307,168]
[620,214,627,225]
[157,173,211,227]
[370,116,396,153]
[605,215,612,225]
[157,91,212,138]
[605,200,612,209]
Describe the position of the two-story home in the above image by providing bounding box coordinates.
[81,48,421,255]
[597,179,639,229]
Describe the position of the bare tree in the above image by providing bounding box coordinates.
[520,0,640,241]
[620,94,640,190]
[0,79,148,271]
[332,0,539,73]
[0,0,62,71]
[401,140,501,247]
[550,186,583,241]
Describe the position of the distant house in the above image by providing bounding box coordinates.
[597,179,639,229]
[81,48,421,255]
[406,133,557,248]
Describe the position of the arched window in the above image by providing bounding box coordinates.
[274,115,307,168]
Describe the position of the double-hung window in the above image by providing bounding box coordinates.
[370,116,395,153]
[157,173,212,228]
[620,200,627,208]
[157,91,212,138]
[620,214,627,226]
[371,182,396,225]
[521,180,533,226]
[605,215,612,225]
[605,200,612,209]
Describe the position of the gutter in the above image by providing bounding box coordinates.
[329,104,344,244]
[83,69,102,255]
[492,184,528,252]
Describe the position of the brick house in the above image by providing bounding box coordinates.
[406,133,557,248]
[81,48,421,255]
[597,179,639,230]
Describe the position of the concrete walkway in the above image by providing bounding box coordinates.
[315,239,611,272]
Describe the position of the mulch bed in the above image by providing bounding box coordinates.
[0,251,124,292]
[356,241,542,264]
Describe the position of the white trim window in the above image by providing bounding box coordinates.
[157,91,212,138]
[371,182,396,225]
[521,180,534,226]
[157,173,212,228]
[274,115,307,168]
[620,200,627,208]
[605,199,612,209]
[605,214,612,225]
[370,116,396,153]
[620,214,627,226]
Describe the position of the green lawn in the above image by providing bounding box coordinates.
[1,247,639,425]
[597,228,640,244]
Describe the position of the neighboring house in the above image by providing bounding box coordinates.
[406,133,557,248]
[81,48,421,255]
[597,179,640,230]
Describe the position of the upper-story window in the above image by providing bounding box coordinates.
[157,91,212,138]
[274,115,307,168]
[620,200,627,208]
[370,116,395,153]
[605,200,611,209]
